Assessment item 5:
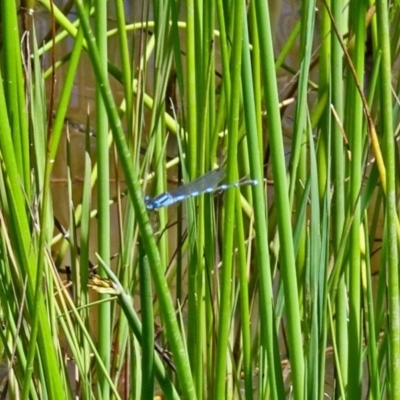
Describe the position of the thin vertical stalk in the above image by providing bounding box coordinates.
[94,0,112,396]
[139,249,155,399]
[290,0,316,306]
[79,131,93,387]
[234,189,253,399]
[114,0,133,141]
[329,0,348,394]
[241,7,283,400]
[306,128,325,399]
[345,1,366,397]
[254,0,305,398]
[186,0,198,173]
[215,0,231,111]
[375,0,400,396]
[361,216,380,400]
[248,1,263,157]
[151,0,173,275]
[213,0,245,398]
[315,3,331,399]
[201,6,216,392]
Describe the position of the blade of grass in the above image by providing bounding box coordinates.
[375,0,400,395]
[344,1,367,396]
[254,0,305,397]
[241,7,284,399]
[213,0,245,397]
[93,0,112,396]
[139,248,155,398]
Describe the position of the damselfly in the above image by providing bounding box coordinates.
[145,168,257,210]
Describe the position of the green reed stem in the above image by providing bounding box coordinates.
[242,8,283,399]
[214,0,245,397]
[375,0,400,396]
[254,0,305,398]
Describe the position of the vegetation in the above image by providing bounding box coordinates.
[0,0,399,399]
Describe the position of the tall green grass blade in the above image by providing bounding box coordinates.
[214,1,245,397]
[344,1,367,397]
[241,7,284,399]
[254,1,305,398]
[375,0,400,395]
